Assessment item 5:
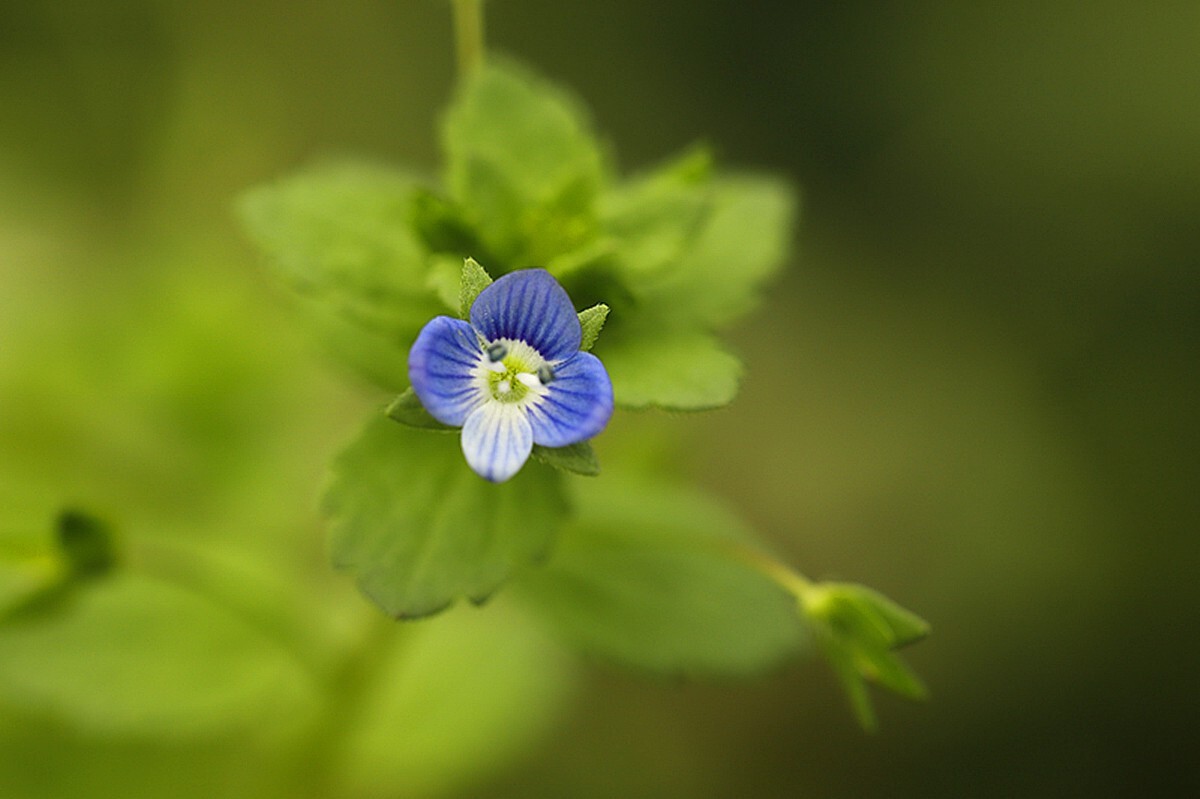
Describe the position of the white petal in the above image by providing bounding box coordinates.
[461,404,533,483]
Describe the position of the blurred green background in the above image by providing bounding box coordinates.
[2,1,1197,797]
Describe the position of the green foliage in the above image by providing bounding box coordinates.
[325,416,568,618]
[530,441,601,477]
[237,161,445,389]
[0,572,317,735]
[337,601,575,798]
[385,389,455,431]
[800,582,930,731]
[55,509,117,581]
[232,55,926,736]
[600,145,713,281]
[576,302,609,352]
[516,478,808,675]
[458,255,494,318]
[645,174,797,328]
[443,59,606,267]
[599,329,743,410]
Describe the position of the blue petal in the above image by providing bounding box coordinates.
[462,405,534,482]
[527,351,613,448]
[469,269,581,361]
[408,316,484,426]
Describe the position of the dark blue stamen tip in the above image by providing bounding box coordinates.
[537,364,555,385]
[487,342,508,362]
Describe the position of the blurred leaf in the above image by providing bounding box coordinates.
[601,145,713,281]
[0,573,317,736]
[530,441,601,477]
[599,329,742,410]
[326,416,568,618]
[801,582,930,731]
[443,61,605,266]
[408,188,494,266]
[647,174,796,328]
[385,389,455,431]
[339,601,575,798]
[577,302,609,352]
[515,478,807,675]
[237,160,443,357]
[55,509,116,581]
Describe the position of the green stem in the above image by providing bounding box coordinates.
[719,540,813,599]
[452,0,485,79]
[292,609,400,798]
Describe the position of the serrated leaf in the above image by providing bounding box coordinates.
[237,160,443,345]
[459,256,494,318]
[598,329,742,410]
[514,478,807,675]
[326,416,568,619]
[602,145,713,281]
[0,573,317,735]
[443,61,606,266]
[385,390,455,432]
[649,174,797,327]
[530,441,600,477]
[576,303,609,352]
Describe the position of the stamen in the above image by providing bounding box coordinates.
[516,372,540,389]
[537,364,555,385]
[488,360,506,373]
[486,342,508,362]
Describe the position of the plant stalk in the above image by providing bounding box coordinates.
[452,0,485,79]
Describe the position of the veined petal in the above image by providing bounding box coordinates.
[527,351,613,448]
[408,316,485,426]
[469,269,581,362]
[462,403,534,482]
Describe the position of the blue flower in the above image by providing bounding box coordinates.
[408,268,614,482]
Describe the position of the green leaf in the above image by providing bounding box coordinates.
[648,174,797,327]
[443,61,606,266]
[339,600,575,798]
[598,329,742,410]
[407,187,493,264]
[530,441,600,477]
[459,256,494,318]
[576,303,609,352]
[55,509,116,580]
[237,160,443,345]
[514,478,807,675]
[800,582,930,731]
[601,145,713,281]
[385,389,455,432]
[326,416,569,619]
[0,573,317,735]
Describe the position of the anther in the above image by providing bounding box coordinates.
[486,342,508,362]
[537,364,555,385]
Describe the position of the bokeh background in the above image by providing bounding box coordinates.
[2,1,1197,797]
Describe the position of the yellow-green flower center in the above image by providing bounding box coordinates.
[476,338,549,405]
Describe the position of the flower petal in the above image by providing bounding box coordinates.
[408,316,485,426]
[527,351,614,448]
[462,404,534,482]
[469,269,581,361]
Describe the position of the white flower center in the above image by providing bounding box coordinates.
[472,338,552,406]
